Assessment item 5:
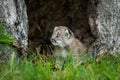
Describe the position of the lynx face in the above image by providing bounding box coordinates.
[51,26,74,48]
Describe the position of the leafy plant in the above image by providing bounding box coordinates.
[0,23,15,45]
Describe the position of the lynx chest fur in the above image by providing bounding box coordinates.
[51,26,85,58]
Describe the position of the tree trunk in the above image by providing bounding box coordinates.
[0,0,28,62]
[88,0,120,59]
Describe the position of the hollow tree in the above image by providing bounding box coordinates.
[0,0,120,62]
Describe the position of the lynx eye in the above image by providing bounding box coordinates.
[56,32,60,38]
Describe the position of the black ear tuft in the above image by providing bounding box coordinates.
[65,28,73,39]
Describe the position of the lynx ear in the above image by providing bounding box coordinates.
[65,28,73,39]
[54,27,58,31]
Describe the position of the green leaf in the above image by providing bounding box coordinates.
[0,23,15,45]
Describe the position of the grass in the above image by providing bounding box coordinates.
[0,53,120,80]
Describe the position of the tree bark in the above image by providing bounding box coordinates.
[88,0,120,58]
[0,0,28,62]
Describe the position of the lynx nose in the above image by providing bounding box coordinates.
[51,38,56,43]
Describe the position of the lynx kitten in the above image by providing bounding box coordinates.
[51,26,85,68]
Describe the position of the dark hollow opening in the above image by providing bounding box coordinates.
[25,0,95,55]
